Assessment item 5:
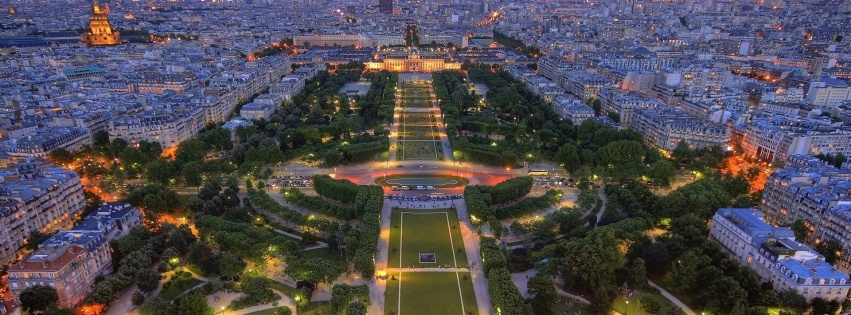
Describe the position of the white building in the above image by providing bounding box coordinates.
[710,208,851,301]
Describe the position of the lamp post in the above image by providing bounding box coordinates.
[625,300,629,315]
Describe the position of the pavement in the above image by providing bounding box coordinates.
[647,280,696,315]
[453,199,495,315]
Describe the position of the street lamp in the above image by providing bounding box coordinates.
[625,300,629,315]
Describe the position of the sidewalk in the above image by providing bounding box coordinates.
[647,280,696,315]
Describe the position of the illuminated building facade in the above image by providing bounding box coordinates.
[366,48,461,72]
[80,1,121,46]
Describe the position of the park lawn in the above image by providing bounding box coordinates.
[554,296,589,314]
[159,276,203,301]
[299,301,331,315]
[401,113,437,124]
[401,100,432,108]
[375,174,468,188]
[389,208,467,268]
[384,272,478,315]
[611,289,674,315]
[302,247,347,270]
[264,278,296,297]
[400,126,438,141]
[398,141,442,160]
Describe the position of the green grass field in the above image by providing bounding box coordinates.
[159,276,203,301]
[384,272,478,315]
[401,112,436,124]
[398,141,442,160]
[389,208,467,268]
[400,126,438,141]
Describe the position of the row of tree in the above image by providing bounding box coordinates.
[330,284,370,314]
[283,187,357,220]
[194,214,300,262]
[247,187,340,234]
[313,175,360,204]
[465,177,535,222]
[478,176,533,205]
[495,189,560,219]
[481,236,533,314]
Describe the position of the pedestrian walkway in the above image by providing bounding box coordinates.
[647,280,696,315]
[386,267,469,272]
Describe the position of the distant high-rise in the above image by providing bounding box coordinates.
[379,0,393,14]
[81,1,121,46]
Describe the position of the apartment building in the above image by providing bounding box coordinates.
[0,159,85,263]
[108,106,205,148]
[710,208,850,301]
[630,107,730,152]
[742,117,851,164]
[7,202,141,307]
[597,88,665,127]
[807,79,851,108]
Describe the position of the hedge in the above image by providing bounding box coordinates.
[283,188,356,220]
[313,175,360,204]
[478,176,533,205]
[494,189,560,219]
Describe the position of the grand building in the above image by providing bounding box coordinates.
[80,1,121,46]
[366,48,461,72]
[710,208,851,301]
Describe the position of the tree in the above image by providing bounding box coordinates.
[132,291,147,306]
[815,240,842,264]
[219,255,247,280]
[588,287,611,315]
[562,228,621,289]
[669,250,710,293]
[664,304,684,315]
[178,292,213,315]
[345,302,367,315]
[92,130,110,147]
[146,159,174,185]
[20,285,59,313]
[628,258,647,288]
[642,242,670,276]
[811,297,831,315]
[671,141,693,164]
[648,159,676,188]
[555,143,581,173]
[137,268,162,292]
[527,274,555,315]
[139,296,176,315]
[790,220,809,241]
[275,307,293,315]
[110,138,129,158]
[48,148,75,166]
[640,295,662,314]
[182,161,203,188]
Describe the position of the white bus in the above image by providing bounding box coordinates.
[528,170,549,176]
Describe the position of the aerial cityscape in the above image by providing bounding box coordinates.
[0,0,850,314]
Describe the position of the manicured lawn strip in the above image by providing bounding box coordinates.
[159,277,203,301]
[458,272,480,315]
[398,141,442,160]
[384,272,473,315]
[400,126,438,141]
[389,208,467,268]
[374,174,469,188]
[554,296,589,314]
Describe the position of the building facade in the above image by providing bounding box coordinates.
[0,159,85,263]
[630,107,730,152]
[710,208,851,301]
[7,202,141,308]
[80,2,120,46]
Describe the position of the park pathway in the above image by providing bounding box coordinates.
[367,198,394,315]
[453,199,495,315]
[388,84,402,161]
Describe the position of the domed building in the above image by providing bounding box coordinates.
[81,1,121,46]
